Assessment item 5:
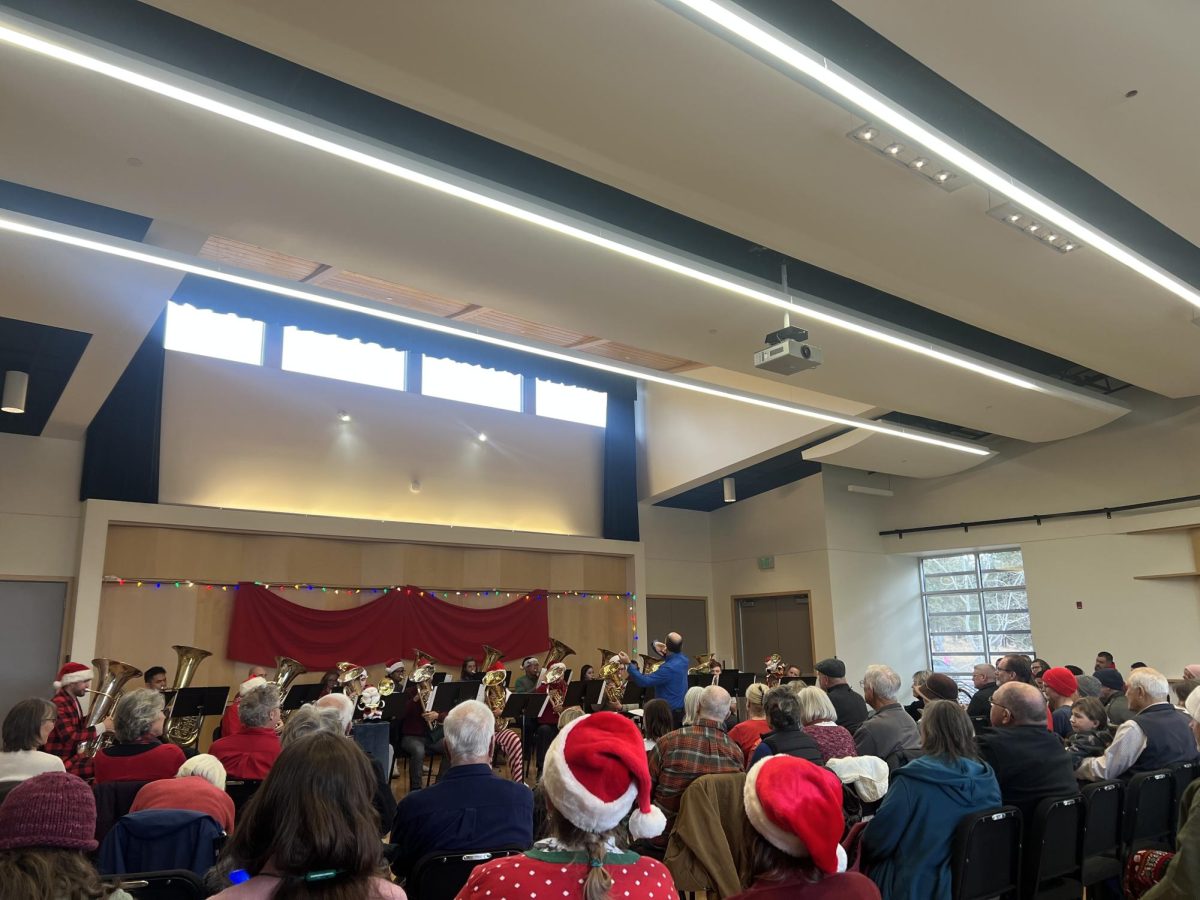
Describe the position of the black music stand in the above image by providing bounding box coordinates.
[718,670,754,698]
[688,673,719,688]
[563,679,605,709]
[501,693,549,720]
[281,683,324,711]
[169,687,229,739]
[429,682,484,715]
[621,683,654,706]
[431,673,449,686]
[781,675,817,687]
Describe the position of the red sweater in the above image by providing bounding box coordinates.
[94,740,186,784]
[210,727,281,780]
[458,849,674,899]
[220,698,244,739]
[132,775,236,833]
[729,718,772,764]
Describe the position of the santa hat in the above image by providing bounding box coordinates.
[385,658,406,674]
[744,755,847,874]
[541,712,666,841]
[416,657,432,669]
[53,662,91,690]
[238,675,268,697]
[488,660,506,673]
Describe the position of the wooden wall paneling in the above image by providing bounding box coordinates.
[546,595,629,664]
[463,548,503,588]
[96,584,198,675]
[548,554,585,591]
[359,542,406,585]
[499,549,553,588]
[402,544,464,586]
[580,554,630,594]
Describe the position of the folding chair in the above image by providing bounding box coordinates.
[1022,794,1083,899]
[406,847,524,900]
[1167,760,1200,840]
[951,806,1022,900]
[1079,780,1124,893]
[224,778,263,816]
[1123,769,1174,855]
[105,869,205,899]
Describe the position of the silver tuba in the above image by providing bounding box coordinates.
[272,656,308,706]
[82,659,142,756]
[163,645,212,749]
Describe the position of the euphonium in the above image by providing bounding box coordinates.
[598,648,626,708]
[764,652,784,688]
[272,656,308,705]
[379,662,404,696]
[639,653,665,676]
[82,659,142,756]
[688,652,716,674]
[410,649,439,713]
[544,662,567,714]
[163,645,212,749]
[336,662,367,701]
[481,645,509,729]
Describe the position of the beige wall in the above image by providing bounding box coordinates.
[0,433,83,579]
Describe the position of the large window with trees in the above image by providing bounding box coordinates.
[920,549,1033,692]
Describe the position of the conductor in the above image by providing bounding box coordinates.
[619,632,689,726]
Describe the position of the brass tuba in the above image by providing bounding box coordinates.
[764,652,784,688]
[335,661,365,701]
[480,645,509,729]
[540,638,575,679]
[82,659,143,756]
[410,649,439,713]
[163,645,212,749]
[639,653,665,676]
[272,656,308,706]
[599,648,626,708]
[540,638,575,715]
[688,652,716,674]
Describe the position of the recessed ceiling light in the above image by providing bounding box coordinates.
[934,171,951,183]
[337,410,351,422]
[1028,224,1040,233]
[477,433,488,442]
[1007,214,1020,223]
[1063,243,1077,252]
[988,203,1083,255]
[909,158,927,170]
[884,143,902,155]
[1046,234,1059,242]
[856,128,876,141]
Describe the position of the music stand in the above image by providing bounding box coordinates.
[688,673,718,689]
[781,675,817,687]
[431,673,449,686]
[281,683,324,711]
[429,682,483,715]
[168,687,229,737]
[501,693,549,720]
[563,679,605,709]
[621,683,654,706]
[376,692,410,722]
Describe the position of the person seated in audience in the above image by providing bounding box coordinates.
[796,685,857,763]
[1184,664,1200,681]
[1095,650,1116,672]
[0,698,66,781]
[0,771,134,900]
[1042,667,1079,738]
[904,670,930,721]
[1123,688,1200,899]
[1131,661,1149,671]
[1064,664,1085,677]
[917,673,961,707]
[1077,666,1200,781]
[861,701,1001,900]
[1095,667,1133,725]
[458,711,674,899]
[1065,696,1112,769]
[1172,679,1199,712]
[854,665,922,769]
[681,685,704,725]
[131,753,236,833]
[309,695,395,835]
[641,698,674,757]
[94,688,186,783]
[731,755,880,899]
[210,683,282,780]
[1031,658,1050,686]
[650,685,744,849]
[390,699,532,882]
[965,664,999,719]
[996,655,1036,687]
[213,732,405,898]
[978,682,1077,823]
[729,682,771,764]
[143,666,168,692]
[1076,674,1102,700]
[815,658,869,733]
[219,667,268,739]
[459,657,481,682]
[749,687,823,767]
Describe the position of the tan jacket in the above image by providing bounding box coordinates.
[664,772,753,897]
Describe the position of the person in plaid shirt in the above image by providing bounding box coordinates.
[648,684,744,847]
[45,661,111,781]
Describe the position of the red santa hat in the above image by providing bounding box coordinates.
[541,712,666,841]
[744,755,847,874]
[487,660,506,673]
[385,658,406,675]
[415,657,432,669]
[53,662,91,690]
[237,675,268,697]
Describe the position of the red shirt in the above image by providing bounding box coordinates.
[210,727,281,780]
[535,682,566,726]
[456,848,674,900]
[729,718,772,764]
[94,740,186,784]
[220,698,244,739]
[132,775,236,833]
[729,872,881,899]
[45,689,96,781]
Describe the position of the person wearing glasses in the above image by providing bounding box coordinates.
[0,699,66,782]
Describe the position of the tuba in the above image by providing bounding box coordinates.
[599,648,626,708]
[82,659,142,756]
[272,656,308,706]
[335,661,366,701]
[540,638,575,679]
[639,653,665,676]
[410,649,439,714]
[163,645,212,749]
[688,652,716,674]
[481,645,509,729]
[764,653,784,688]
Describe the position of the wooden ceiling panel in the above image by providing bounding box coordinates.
[583,340,694,372]
[315,270,472,317]
[198,235,320,281]
[455,307,591,347]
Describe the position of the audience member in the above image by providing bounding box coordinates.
[0,771,133,899]
[94,688,186,783]
[1185,664,1200,681]
[796,685,857,763]
[214,732,405,898]
[143,666,168,692]
[815,658,869,733]
[1066,697,1112,769]
[46,661,108,780]
[966,665,999,719]
[1031,658,1050,685]
[918,674,960,706]
[458,712,674,899]
[1076,674,1102,699]
[390,700,532,881]
[131,754,236,833]
[749,687,823,767]
[785,665,802,679]
[219,666,268,739]
[1095,651,1116,671]
[978,682,1077,823]
[0,698,65,781]
[1096,667,1133,725]
[904,670,930,721]
[862,701,1001,900]
[641,698,674,755]
[854,665,921,769]
[996,655,1035,686]
[1131,661,1148,671]
[650,685,743,847]
[209,683,282,780]
[1065,664,1085,677]
[730,756,880,899]
[729,683,771,764]
[1174,679,1199,712]
[681,685,704,725]
[310,695,396,836]
[1042,667,1079,739]
[1078,667,1200,781]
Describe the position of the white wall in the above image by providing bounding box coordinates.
[641,504,712,599]
[0,432,82,578]
[160,352,605,536]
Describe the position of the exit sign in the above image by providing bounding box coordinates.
[758,556,775,570]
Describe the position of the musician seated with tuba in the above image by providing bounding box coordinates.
[482,649,527,784]
[534,662,569,777]
[395,654,448,795]
[45,662,112,782]
[93,688,186,784]
[218,666,268,740]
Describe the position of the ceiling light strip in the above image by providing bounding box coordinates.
[0,15,1047,394]
[0,210,989,456]
[664,0,1200,312]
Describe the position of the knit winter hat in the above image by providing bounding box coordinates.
[1076,675,1102,698]
[1043,667,1078,698]
[385,658,406,674]
[0,772,98,852]
[53,661,91,690]
[237,675,268,697]
[744,755,847,873]
[1095,668,1125,691]
[542,712,666,840]
[1185,664,1200,680]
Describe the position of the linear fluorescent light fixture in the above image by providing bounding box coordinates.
[986,202,1082,254]
[661,0,1200,312]
[0,208,989,456]
[0,14,1044,394]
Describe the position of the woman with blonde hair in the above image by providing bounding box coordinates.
[729,682,771,765]
[681,685,704,726]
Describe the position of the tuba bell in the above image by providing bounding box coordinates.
[410,649,439,712]
[480,645,510,729]
[539,638,576,682]
[764,652,784,688]
[163,645,212,749]
[82,659,143,756]
[599,648,626,708]
[639,653,665,676]
[272,656,308,705]
[688,652,716,674]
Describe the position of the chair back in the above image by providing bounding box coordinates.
[1124,769,1174,853]
[951,806,1021,900]
[407,848,524,900]
[0,780,21,804]
[98,810,224,879]
[224,778,263,816]
[1079,780,1124,888]
[106,869,205,899]
[1023,794,1083,897]
[93,780,151,843]
[1168,760,1200,836]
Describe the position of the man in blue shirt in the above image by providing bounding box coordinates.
[621,632,690,725]
[389,699,533,881]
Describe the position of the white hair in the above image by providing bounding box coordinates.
[682,686,704,725]
[1129,667,1170,702]
[796,685,838,725]
[238,684,281,728]
[177,753,227,790]
[698,685,732,722]
[281,705,344,747]
[314,693,354,732]
[444,700,494,761]
[863,665,901,701]
[114,688,166,743]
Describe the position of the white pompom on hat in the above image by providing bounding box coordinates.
[541,711,666,841]
[53,662,91,690]
[237,675,268,696]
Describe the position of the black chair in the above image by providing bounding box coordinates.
[105,870,204,899]
[1022,794,1083,899]
[224,779,263,816]
[406,848,524,900]
[0,780,21,803]
[1168,760,1200,839]
[1123,769,1175,855]
[1080,780,1124,891]
[93,780,151,844]
[951,806,1022,900]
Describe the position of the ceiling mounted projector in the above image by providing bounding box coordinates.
[754,325,822,375]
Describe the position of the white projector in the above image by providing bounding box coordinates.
[754,339,823,375]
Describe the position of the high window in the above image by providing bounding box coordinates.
[281,327,406,391]
[420,355,522,412]
[535,379,607,427]
[164,301,264,365]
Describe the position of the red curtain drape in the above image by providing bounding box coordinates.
[227,583,550,670]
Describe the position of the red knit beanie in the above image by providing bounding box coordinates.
[0,772,98,851]
[1043,667,1078,698]
[744,755,846,873]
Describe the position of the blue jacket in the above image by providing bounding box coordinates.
[861,755,1001,900]
[627,653,689,710]
[98,809,224,878]
[389,763,533,879]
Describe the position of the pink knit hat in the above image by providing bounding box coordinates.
[0,772,98,851]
